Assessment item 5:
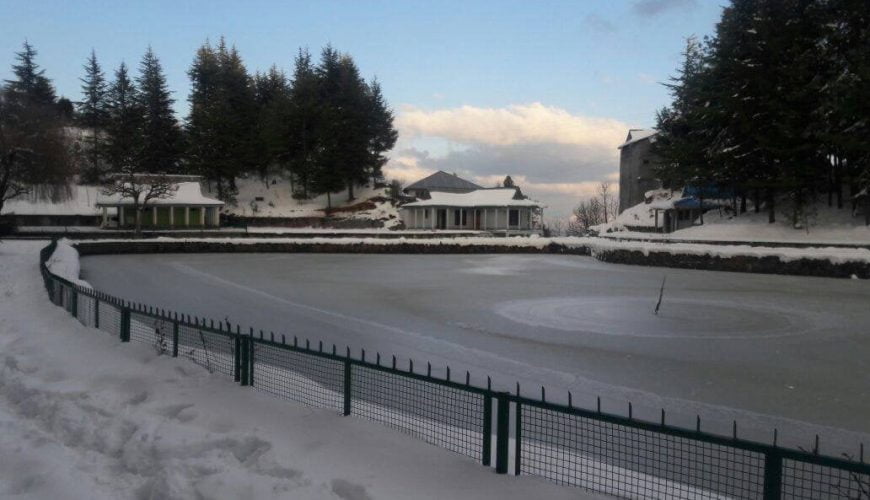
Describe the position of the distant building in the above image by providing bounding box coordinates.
[618,129,661,214]
[401,188,540,233]
[403,170,482,199]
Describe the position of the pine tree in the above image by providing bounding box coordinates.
[253,65,290,179]
[185,38,257,201]
[136,47,182,173]
[313,46,349,207]
[1,41,71,214]
[285,48,321,199]
[364,79,398,186]
[104,62,144,173]
[77,49,109,181]
[4,41,57,110]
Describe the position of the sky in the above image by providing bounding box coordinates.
[0,0,724,218]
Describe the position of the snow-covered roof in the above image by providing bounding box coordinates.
[96,182,223,207]
[404,171,482,192]
[402,188,539,208]
[617,129,658,149]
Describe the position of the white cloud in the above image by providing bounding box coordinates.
[386,103,632,219]
[397,103,628,149]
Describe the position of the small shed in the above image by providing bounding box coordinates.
[96,182,224,229]
[400,188,541,234]
[649,196,716,233]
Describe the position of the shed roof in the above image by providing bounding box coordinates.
[96,182,224,207]
[617,129,658,149]
[404,171,482,192]
[403,188,539,208]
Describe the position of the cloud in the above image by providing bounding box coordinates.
[397,103,627,149]
[632,0,697,16]
[385,103,630,220]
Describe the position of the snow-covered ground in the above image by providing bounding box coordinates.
[603,193,870,245]
[213,176,400,226]
[0,240,601,500]
[79,251,870,458]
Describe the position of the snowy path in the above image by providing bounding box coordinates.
[0,241,602,500]
[80,252,870,459]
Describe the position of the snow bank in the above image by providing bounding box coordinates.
[44,239,91,289]
[2,240,595,499]
[602,196,870,245]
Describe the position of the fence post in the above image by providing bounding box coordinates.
[343,359,352,416]
[495,393,510,474]
[248,333,255,387]
[239,336,249,386]
[120,305,130,342]
[71,288,78,319]
[763,450,783,500]
[94,297,100,329]
[514,401,522,475]
[234,332,241,382]
[172,320,179,358]
[482,395,492,466]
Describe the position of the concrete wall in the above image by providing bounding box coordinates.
[619,139,662,214]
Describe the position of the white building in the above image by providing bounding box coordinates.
[400,188,541,233]
[96,181,224,229]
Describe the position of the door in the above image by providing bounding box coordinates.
[437,209,447,229]
[475,210,482,230]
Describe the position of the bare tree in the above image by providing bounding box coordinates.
[568,198,605,234]
[101,169,176,236]
[598,181,613,223]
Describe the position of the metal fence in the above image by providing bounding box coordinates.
[39,241,869,499]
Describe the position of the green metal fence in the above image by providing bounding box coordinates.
[38,241,869,499]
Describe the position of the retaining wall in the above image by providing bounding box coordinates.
[70,239,870,279]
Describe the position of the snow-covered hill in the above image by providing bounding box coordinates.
[601,190,870,245]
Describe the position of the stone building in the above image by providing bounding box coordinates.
[618,129,661,214]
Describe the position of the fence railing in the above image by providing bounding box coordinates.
[39,240,870,499]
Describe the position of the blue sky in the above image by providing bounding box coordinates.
[1,0,723,217]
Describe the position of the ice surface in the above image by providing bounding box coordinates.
[80,252,870,457]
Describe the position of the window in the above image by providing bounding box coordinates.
[461,209,467,226]
[454,209,461,226]
[509,209,519,226]
[424,210,429,219]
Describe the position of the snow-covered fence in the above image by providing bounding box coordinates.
[38,241,870,499]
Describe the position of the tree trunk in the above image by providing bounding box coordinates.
[754,188,760,213]
[347,181,355,202]
[865,196,869,226]
[740,193,747,214]
[767,188,776,224]
[326,191,332,210]
[699,194,704,225]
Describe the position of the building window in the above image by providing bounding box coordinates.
[461,209,467,226]
[424,210,429,219]
[509,209,519,226]
[454,209,461,226]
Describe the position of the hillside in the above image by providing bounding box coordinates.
[1,176,401,229]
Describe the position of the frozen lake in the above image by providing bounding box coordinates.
[81,252,870,454]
